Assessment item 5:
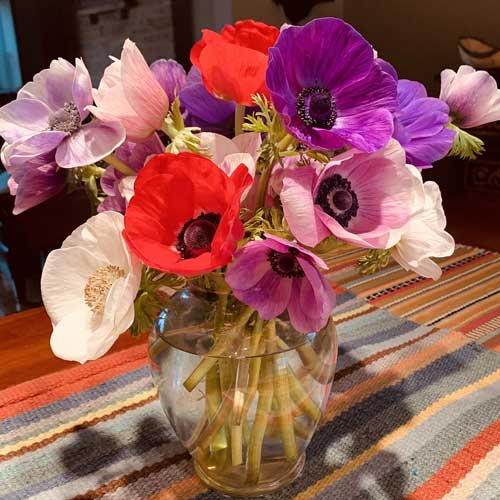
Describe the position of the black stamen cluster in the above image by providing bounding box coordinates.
[268,248,305,278]
[296,86,337,129]
[314,174,359,228]
[176,212,221,259]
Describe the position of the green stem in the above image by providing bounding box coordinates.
[183,307,254,392]
[267,321,298,463]
[234,104,245,135]
[286,366,322,422]
[205,365,228,455]
[255,162,274,211]
[246,356,274,484]
[276,133,294,151]
[103,153,135,176]
[240,317,265,421]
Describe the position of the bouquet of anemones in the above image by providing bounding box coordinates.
[2,17,499,493]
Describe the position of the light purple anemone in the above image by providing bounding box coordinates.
[0,58,125,169]
[150,59,187,104]
[226,234,336,333]
[98,132,164,213]
[393,80,455,168]
[440,65,500,128]
[2,145,65,214]
[180,67,235,136]
[266,18,397,152]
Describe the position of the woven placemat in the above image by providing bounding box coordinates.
[1,245,499,499]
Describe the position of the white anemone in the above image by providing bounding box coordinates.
[41,211,142,363]
[391,166,455,280]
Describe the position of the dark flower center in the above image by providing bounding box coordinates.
[296,87,337,129]
[268,248,305,278]
[176,212,221,259]
[48,102,81,134]
[314,174,359,228]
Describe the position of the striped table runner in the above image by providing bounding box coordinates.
[1,245,499,499]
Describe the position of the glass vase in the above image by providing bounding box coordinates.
[149,284,337,497]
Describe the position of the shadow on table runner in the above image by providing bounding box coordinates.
[1,285,499,500]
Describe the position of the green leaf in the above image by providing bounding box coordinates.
[357,249,392,275]
[447,124,485,160]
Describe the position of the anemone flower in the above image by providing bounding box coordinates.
[98,132,164,213]
[266,18,397,152]
[0,58,125,168]
[180,67,236,136]
[2,144,65,215]
[390,166,455,280]
[280,141,413,248]
[197,131,261,199]
[123,152,252,276]
[41,211,142,363]
[226,234,335,332]
[440,65,500,128]
[394,80,455,168]
[191,20,279,106]
[150,58,187,103]
[89,39,170,142]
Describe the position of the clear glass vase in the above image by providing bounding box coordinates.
[149,284,338,497]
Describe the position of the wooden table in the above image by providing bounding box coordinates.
[0,307,142,390]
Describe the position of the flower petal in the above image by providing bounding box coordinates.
[0,99,51,143]
[55,120,125,168]
[281,166,330,247]
[150,58,187,103]
[121,39,169,131]
[72,58,93,120]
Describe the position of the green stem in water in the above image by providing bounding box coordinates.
[246,356,274,484]
[183,307,254,392]
[102,153,135,176]
[240,317,265,421]
[234,104,245,135]
[267,321,298,463]
[205,365,228,455]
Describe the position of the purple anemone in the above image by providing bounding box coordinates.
[266,18,397,152]
[150,58,187,104]
[0,58,125,169]
[180,67,236,136]
[98,132,164,213]
[2,145,65,215]
[226,234,336,333]
[393,80,455,168]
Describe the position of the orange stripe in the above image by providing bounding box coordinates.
[482,333,500,352]
[351,247,478,298]
[462,306,500,333]
[0,344,148,419]
[372,250,496,310]
[408,277,499,325]
[387,259,500,318]
[406,417,500,500]
[435,292,500,331]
